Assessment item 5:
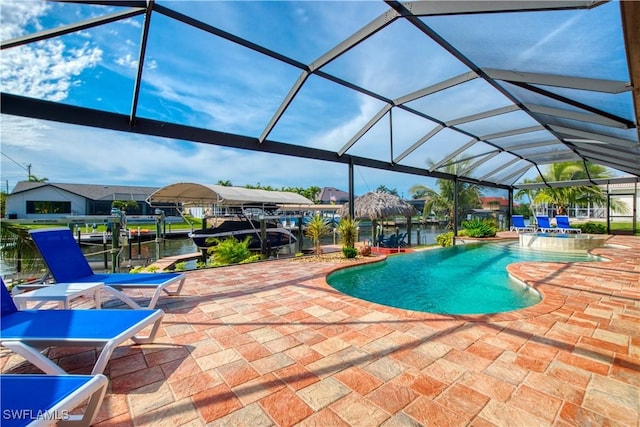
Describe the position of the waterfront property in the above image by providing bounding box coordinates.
[1,234,638,426]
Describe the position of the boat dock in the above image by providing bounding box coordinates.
[146,252,203,270]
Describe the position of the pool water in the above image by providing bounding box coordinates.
[327,241,597,315]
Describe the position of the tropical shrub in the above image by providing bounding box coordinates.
[305,214,331,255]
[461,218,497,238]
[172,261,187,271]
[337,217,359,249]
[576,222,606,234]
[342,246,359,259]
[130,265,160,273]
[436,231,454,247]
[207,236,262,266]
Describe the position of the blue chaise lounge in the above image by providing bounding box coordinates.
[1,374,108,427]
[0,279,164,375]
[555,215,582,233]
[29,227,186,309]
[510,215,534,233]
[535,215,556,233]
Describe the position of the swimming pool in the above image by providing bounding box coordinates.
[327,241,597,315]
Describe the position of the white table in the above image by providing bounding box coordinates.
[13,282,105,310]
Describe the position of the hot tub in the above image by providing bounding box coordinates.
[519,233,606,253]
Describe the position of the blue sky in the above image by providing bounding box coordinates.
[0,0,633,197]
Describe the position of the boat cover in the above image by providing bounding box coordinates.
[147,182,313,206]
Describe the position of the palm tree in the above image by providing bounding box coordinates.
[0,222,41,273]
[533,161,625,215]
[304,214,330,255]
[410,160,482,229]
[514,178,540,220]
[27,174,48,182]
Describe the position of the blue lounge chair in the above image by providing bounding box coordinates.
[1,374,108,427]
[536,215,556,233]
[29,228,186,309]
[555,215,581,233]
[0,279,164,375]
[510,215,534,233]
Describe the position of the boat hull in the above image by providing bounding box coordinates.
[189,227,297,251]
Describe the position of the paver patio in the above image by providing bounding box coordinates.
[2,234,638,426]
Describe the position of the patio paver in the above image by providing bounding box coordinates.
[2,234,638,426]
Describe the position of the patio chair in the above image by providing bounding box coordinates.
[0,279,164,375]
[555,215,582,234]
[380,234,399,248]
[1,374,108,427]
[29,227,186,309]
[536,215,556,233]
[510,215,534,233]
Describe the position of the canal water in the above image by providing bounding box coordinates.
[1,224,448,277]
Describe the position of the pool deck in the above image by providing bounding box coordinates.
[2,234,638,426]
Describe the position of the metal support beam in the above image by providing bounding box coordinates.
[393,125,443,164]
[525,104,630,128]
[509,81,636,128]
[478,157,521,182]
[338,105,392,156]
[445,105,519,127]
[348,160,355,219]
[259,71,309,143]
[0,93,513,190]
[453,177,459,243]
[129,1,154,125]
[1,8,145,50]
[480,126,545,141]
[552,125,639,148]
[394,72,477,105]
[429,138,477,172]
[406,0,602,17]
[497,164,533,185]
[458,151,501,176]
[621,0,640,140]
[484,68,631,94]
[309,8,400,71]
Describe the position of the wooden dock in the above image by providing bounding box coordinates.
[147,252,203,270]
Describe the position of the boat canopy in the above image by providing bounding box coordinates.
[147,182,313,207]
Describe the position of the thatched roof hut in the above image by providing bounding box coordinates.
[337,191,416,220]
[338,191,416,246]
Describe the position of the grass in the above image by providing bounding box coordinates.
[585,220,639,235]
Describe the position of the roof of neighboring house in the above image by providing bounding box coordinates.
[480,196,510,206]
[10,181,159,201]
[317,187,349,203]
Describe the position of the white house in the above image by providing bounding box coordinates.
[5,181,161,219]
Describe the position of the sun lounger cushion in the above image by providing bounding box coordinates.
[0,279,164,375]
[555,215,581,233]
[536,215,556,232]
[1,374,108,427]
[29,227,186,308]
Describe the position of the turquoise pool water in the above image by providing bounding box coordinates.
[327,241,596,315]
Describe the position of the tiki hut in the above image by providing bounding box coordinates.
[338,191,416,246]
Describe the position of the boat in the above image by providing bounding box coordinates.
[147,183,313,253]
[189,218,297,251]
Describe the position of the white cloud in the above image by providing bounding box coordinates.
[0,1,103,101]
[0,117,352,191]
[115,53,138,69]
[0,0,50,40]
